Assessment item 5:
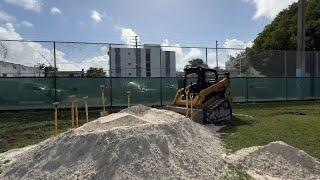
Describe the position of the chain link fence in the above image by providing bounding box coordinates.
[0,40,319,110]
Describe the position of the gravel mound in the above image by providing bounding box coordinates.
[228,141,320,180]
[0,106,225,180]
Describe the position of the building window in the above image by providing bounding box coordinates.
[128,73,132,76]
[2,73,7,77]
[146,49,151,77]
[128,52,131,55]
[128,63,131,66]
[13,65,17,69]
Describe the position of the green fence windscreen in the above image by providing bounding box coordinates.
[111,78,162,106]
[318,78,320,99]
[162,77,180,105]
[56,78,111,108]
[0,77,319,110]
[248,78,286,102]
[230,78,247,103]
[0,78,55,110]
[287,78,317,100]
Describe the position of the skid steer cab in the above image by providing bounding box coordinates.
[167,66,233,124]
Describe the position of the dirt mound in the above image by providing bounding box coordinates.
[0,106,225,180]
[228,141,320,180]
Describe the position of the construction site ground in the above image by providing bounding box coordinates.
[0,102,320,179]
[0,102,319,159]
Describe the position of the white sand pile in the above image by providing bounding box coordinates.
[228,141,320,180]
[0,105,225,180]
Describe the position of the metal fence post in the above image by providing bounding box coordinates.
[317,51,319,77]
[316,52,319,100]
[285,76,288,102]
[205,48,208,66]
[215,41,219,69]
[246,77,249,103]
[109,44,113,107]
[285,51,288,101]
[284,51,287,77]
[242,49,246,77]
[160,48,163,106]
[53,41,57,101]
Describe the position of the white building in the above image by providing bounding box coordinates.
[225,57,261,77]
[110,44,176,77]
[0,61,44,77]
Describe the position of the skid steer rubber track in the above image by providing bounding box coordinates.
[203,98,232,124]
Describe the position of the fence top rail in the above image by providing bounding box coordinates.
[0,39,245,49]
[2,39,320,53]
[2,39,319,51]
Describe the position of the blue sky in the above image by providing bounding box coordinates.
[0,0,297,71]
[0,0,298,46]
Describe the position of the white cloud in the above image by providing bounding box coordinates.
[21,21,33,28]
[3,0,41,12]
[79,55,109,71]
[162,39,233,69]
[184,48,202,61]
[0,23,21,40]
[161,39,208,71]
[100,45,109,53]
[0,23,109,72]
[90,10,103,23]
[220,39,250,68]
[0,10,15,22]
[120,27,139,45]
[224,39,252,49]
[0,23,52,68]
[162,39,251,69]
[244,0,297,20]
[50,7,61,15]
[224,39,250,58]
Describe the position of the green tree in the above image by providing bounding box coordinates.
[86,67,106,77]
[247,0,320,76]
[185,58,208,69]
[46,65,57,72]
[36,63,57,72]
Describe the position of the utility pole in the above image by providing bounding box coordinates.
[215,40,219,70]
[132,35,141,77]
[134,36,138,49]
[296,0,306,77]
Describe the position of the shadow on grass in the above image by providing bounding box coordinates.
[218,116,254,134]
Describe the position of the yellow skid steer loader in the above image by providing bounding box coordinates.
[166,66,232,124]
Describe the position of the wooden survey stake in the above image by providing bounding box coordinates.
[82,96,89,123]
[52,102,59,136]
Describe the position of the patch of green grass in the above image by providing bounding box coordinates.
[220,102,320,159]
[220,162,252,180]
[0,110,100,153]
